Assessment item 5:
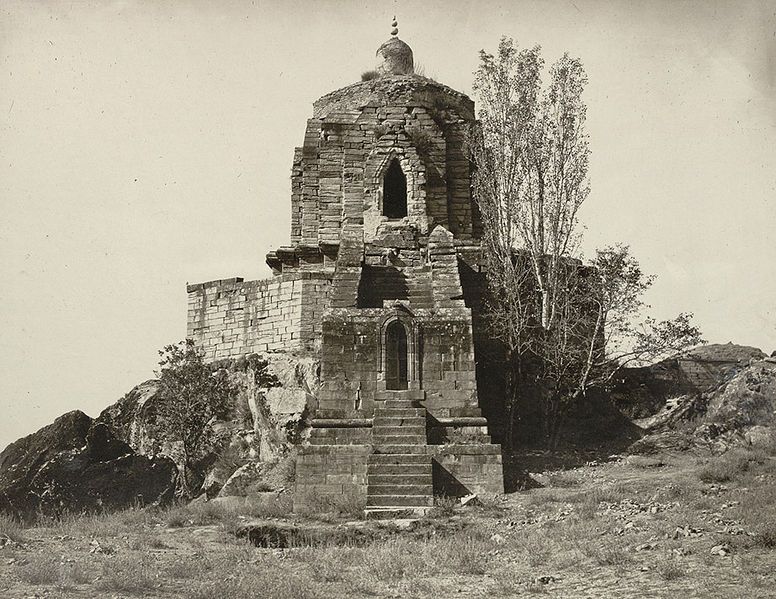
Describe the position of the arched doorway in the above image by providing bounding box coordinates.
[385,320,409,390]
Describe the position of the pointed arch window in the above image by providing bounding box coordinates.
[383,158,407,218]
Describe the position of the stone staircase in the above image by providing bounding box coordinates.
[365,390,433,518]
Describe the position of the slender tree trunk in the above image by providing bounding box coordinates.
[177,448,192,498]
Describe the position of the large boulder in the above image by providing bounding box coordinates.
[0,411,177,518]
[705,359,776,429]
[218,455,296,497]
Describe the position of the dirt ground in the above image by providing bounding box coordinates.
[1,445,774,599]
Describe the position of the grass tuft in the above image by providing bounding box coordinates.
[655,554,686,581]
[17,556,60,585]
[95,554,160,594]
[0,511,26,543]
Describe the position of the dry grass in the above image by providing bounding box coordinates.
[654,553,687,581]
[16,555,61,585]
[426,494,457,518]
[162,493,294,528]
[296,492,364,521]
[696,447,768,483]
[94,554,161,594]
[546,471,582,487]
[626,455,667,469]
[0,511,26,542]
[4,447,775,599]
[581,537,633,568]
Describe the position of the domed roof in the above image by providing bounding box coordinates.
[376,18,414,76]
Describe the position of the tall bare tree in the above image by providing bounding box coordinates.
[471,39,702,448]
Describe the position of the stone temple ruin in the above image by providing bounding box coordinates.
[186,24,504,516]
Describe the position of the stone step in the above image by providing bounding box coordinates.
[368,453,430,464]
[372,444,428,454]
[364,507,432,520]
[367,463,432,475]
[373,416,426,427]
[384,399,423,409]
[367,484,433,496]
[373,408,426,418]
[367,473,431,485]
[371,425,425,436]
[366,495,434,507]
[375,390,426,401]
[372,435,426,445]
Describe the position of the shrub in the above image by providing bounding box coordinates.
[192,574,321,599]
[525,488,564,506]
[406,126,434,156]
[156,339,239,497]
[165,508,188,528]
[129,532,167,550]
[245,493,294,519]
[361,70,379,81]
[47,508,148,539]
[626,455,666,469]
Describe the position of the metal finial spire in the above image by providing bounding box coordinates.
[391,16,398,37]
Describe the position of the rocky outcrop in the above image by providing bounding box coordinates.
[612,343,766,419]
[97,353,316,497]
[0,352,316,516]
[0,411,177,518]
[705,359,776,429]
[628,348,776,454]
[218,454,296,497]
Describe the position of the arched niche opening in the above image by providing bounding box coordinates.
[383,158,407,219]
[385,320,409,390]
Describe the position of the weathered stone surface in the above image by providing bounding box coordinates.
[96,355,315,497]
[218,462,276,497]
[705,358,776,428]
[183,32,504,513]
[613,343,766,419]
[631,355,776,454]
[0,412,177,518]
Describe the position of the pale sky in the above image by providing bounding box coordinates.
[1,0,774,451]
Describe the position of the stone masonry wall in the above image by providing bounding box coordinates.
[430,445,504,497]
[290,76,479,253]
[318,307,479,417]
[294,443,503,512]
[294,445,370,511]
[186,273,331,360]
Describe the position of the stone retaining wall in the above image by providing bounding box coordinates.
[186,273,331,359]
[293,440,503,512]
[294,445,370,511]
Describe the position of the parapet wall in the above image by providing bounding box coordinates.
[186,273,331,360]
